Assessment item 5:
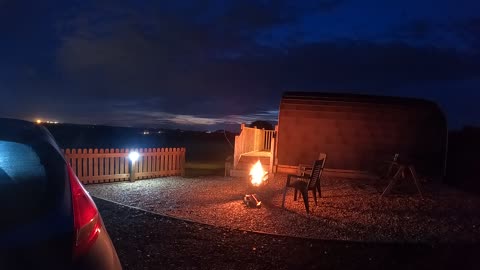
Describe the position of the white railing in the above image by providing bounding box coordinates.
[263,130,275,151]
[233,124,276,168]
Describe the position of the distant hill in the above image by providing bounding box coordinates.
[42,123,236,162]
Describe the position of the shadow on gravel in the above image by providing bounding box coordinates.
[95,198,480,270]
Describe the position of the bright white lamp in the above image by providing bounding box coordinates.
[128,151,139,163]
[128,151,139,182]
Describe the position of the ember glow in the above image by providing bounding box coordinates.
[249,160,268,186]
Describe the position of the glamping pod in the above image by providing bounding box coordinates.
[276,92,447,180]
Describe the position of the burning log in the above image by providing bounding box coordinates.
[244,160,269,208]
[243,194,262,208]
[249,160,269,187]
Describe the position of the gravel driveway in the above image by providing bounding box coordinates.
[87,174,480,243]
[95,198,480,270]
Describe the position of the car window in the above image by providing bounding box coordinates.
[0,138,67,231]
[0,141,48,186]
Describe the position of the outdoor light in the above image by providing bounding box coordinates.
[129,151,140,163]
[128,151,140,182]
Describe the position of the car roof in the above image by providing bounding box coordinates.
[0,118,63,157]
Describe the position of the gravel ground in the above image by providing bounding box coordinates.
[96,198,480,270]
[87,174,480,243]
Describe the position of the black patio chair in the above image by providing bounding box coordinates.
[281,159,325,214]
[298,153,327,195]
[298,153,327,176]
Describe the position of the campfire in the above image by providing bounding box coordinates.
[244,160,268,208]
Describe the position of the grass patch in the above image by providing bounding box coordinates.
[185,161,225,170]
[184,161,226,177]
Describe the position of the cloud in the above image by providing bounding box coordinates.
[382,18,480,52]
[55,0,480,102]
[55,1,480,104]
[72,106,279,130]
[169,115,220,126]
[216,0,346,32]
[390,20,436,41]
[54,10,480,124]
[2,0,480,129]
[453,17,480,52]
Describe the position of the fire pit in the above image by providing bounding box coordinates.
[244,160,269,208]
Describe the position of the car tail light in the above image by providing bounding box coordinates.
[67,165,101,258]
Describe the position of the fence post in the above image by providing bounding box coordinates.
[129,159,136,182]
[234,134,239,168]
[269,137,275,173]
[71,149,77,175]
[129,149,139,182]
[181,148,186,177]
[82,149,88,181]
[253,127,258,152]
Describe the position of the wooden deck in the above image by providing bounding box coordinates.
[241,151,272,157]
[232,124,277,176]
[230,151,273,177]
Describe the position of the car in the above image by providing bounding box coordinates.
[0,118,122,270]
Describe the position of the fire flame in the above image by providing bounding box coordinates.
[249,160,268,186]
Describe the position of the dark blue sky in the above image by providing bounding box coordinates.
[0,0,479,130]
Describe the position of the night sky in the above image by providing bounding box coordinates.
[1,0,479,131]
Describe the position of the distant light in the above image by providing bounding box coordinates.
[54,121,59,124]
[128,151,140,162]
[35,119,42,124]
